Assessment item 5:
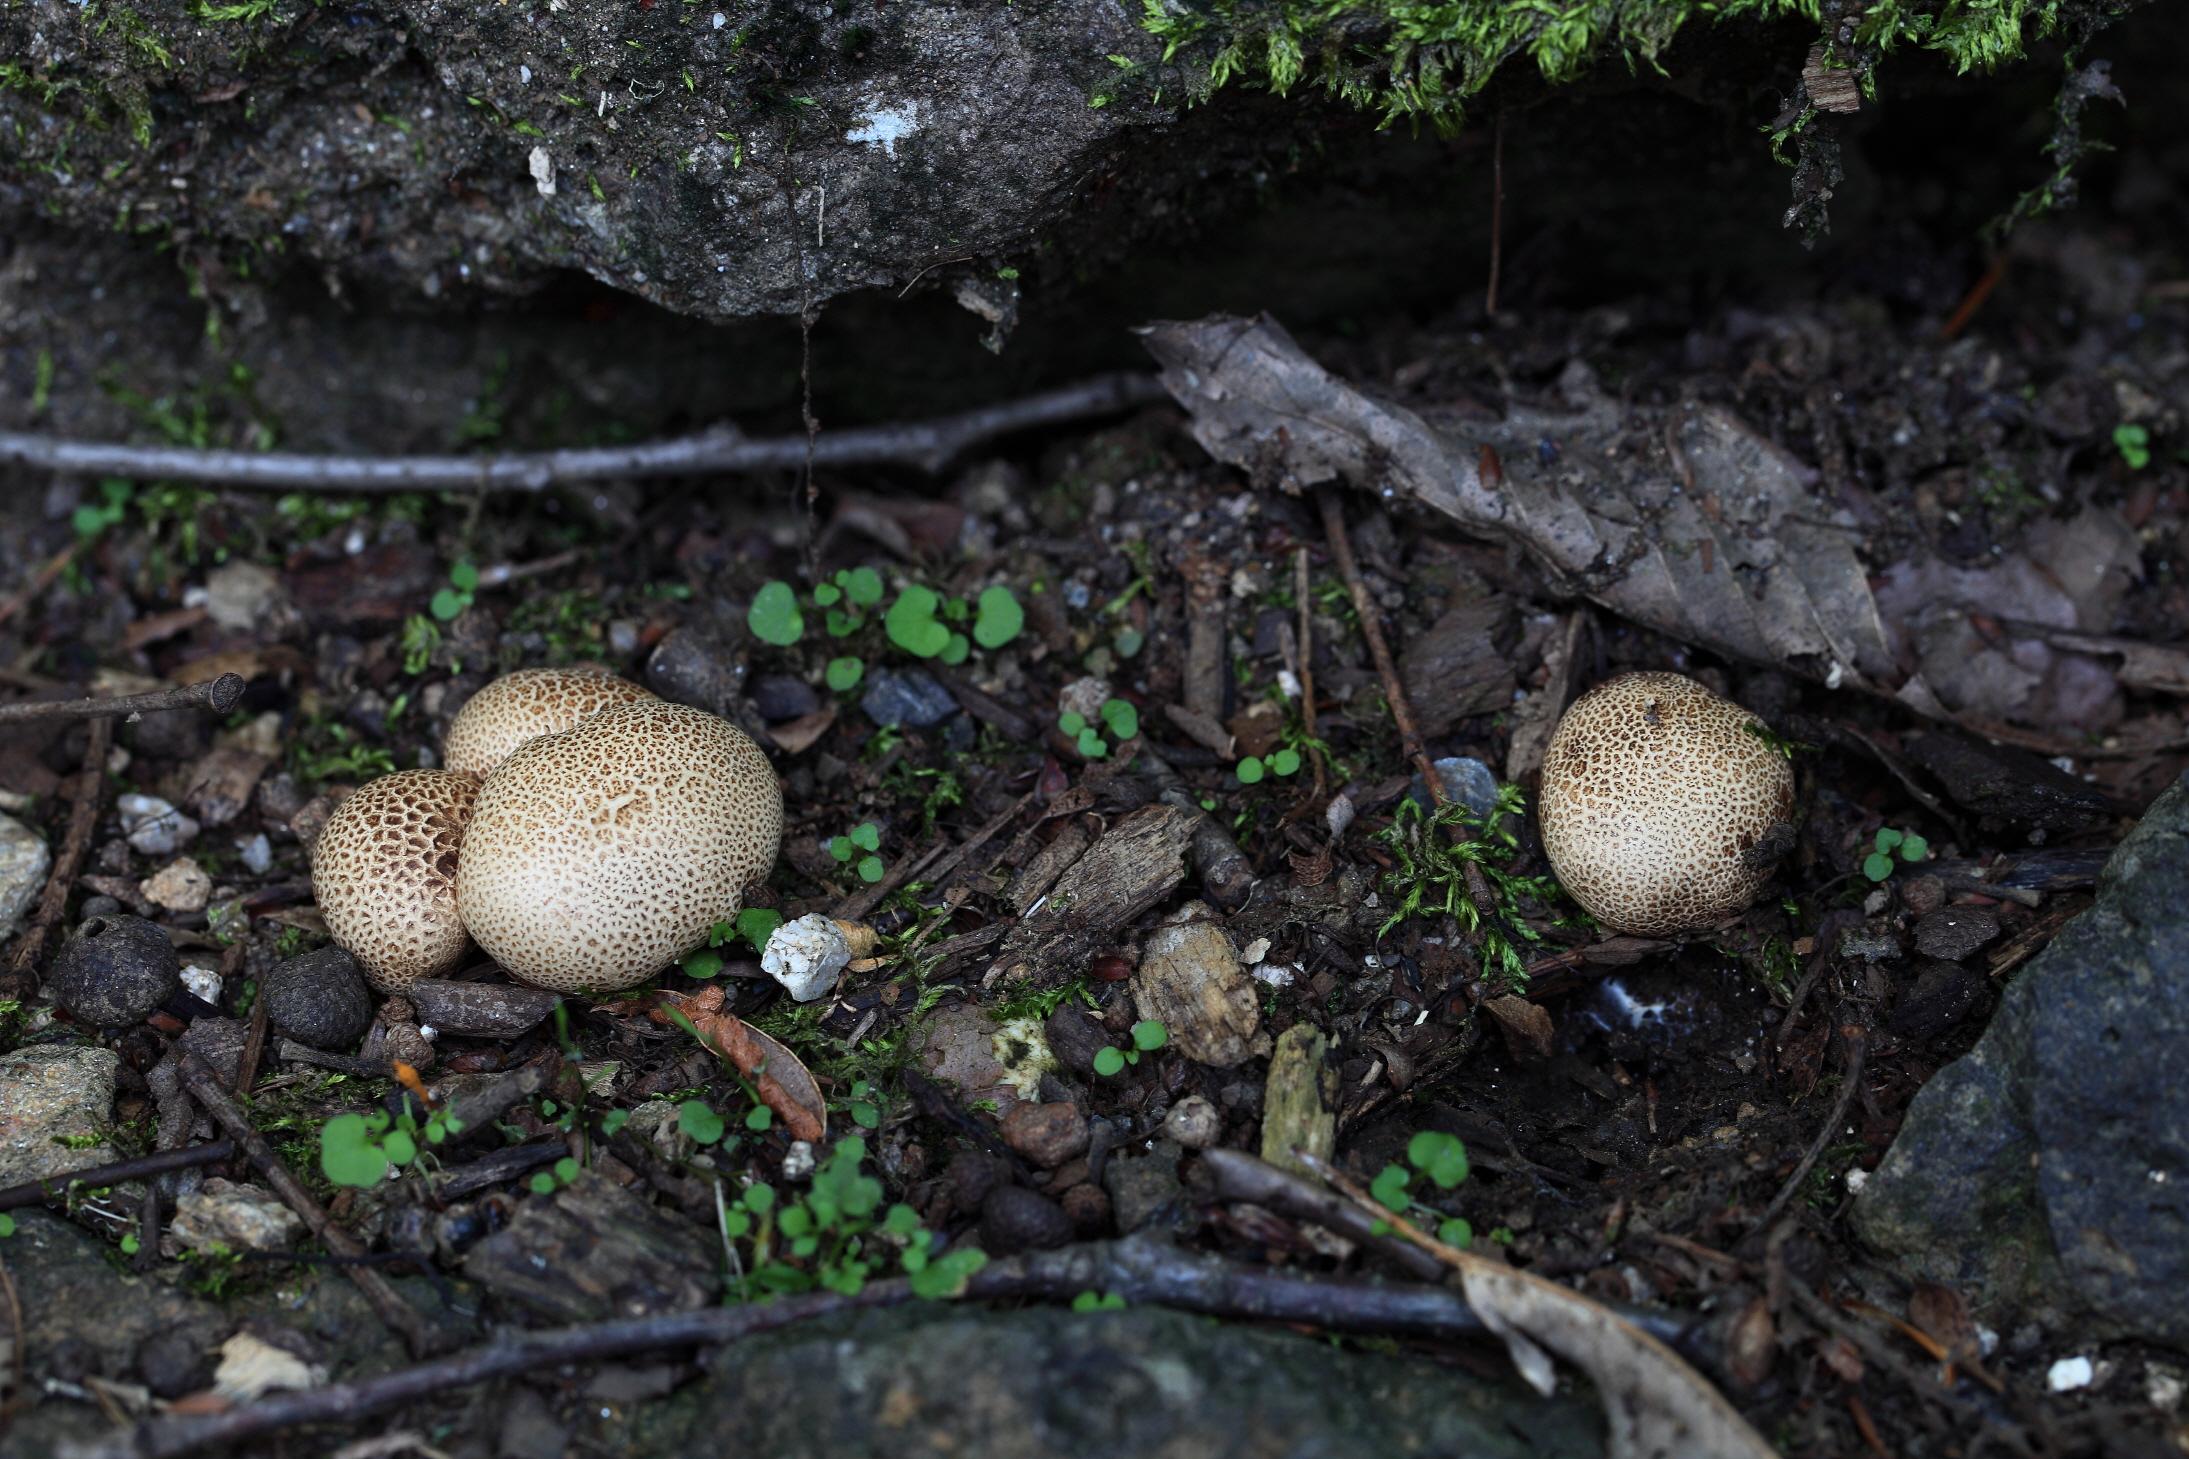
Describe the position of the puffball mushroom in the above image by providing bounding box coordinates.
[454,700,782,993]
[310,770,479,993]
[441,666,656,779]
[1538,671,1796,937]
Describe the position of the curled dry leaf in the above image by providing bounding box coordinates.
[654,987,825,1143]
[1294,1150,1776,1459]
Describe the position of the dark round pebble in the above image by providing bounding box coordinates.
[980,1184,1075,1254]
[1060,1182,1112,1234]
[1001,1101,1090,1169]
[77,894,124,920]
[48,915,179,1028]
[947,1151,1011,1218]
[136,1328,210,1399]
[262,946,374,1050]
[750,674,820,722]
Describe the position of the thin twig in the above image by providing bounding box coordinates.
[178,1053,452,1358]
[83,1233,1560,1459]
[1295,546,1326,796]
[0,537,84,632]
[1316,491,1435,790]
[0,671,247,726]
[1485,111,1506,318]
[0,376,1171,493]
[11,715,112,975]
[1758,1020,1867,1232]
[0,1140,235,1210]
[232,981,271,1095]
[829,834,958,925]
[1781,1280,1980,1421]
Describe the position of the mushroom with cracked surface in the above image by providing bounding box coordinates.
[454,700,782,993]
[310,769,479,993]
[1538,671,1796,937]
[441,666,655,779]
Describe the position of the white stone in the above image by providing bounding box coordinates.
[0,1044,118,1183]
[1844,1167,1869,1195]
[2048,1356,2095,1392]
[236,831,273,875]
[212,1331,326,1404]
[1324,794,1356,840]
[1056,676,1111,725]
[0,812,49,938]
[781,1140,815,1181]
[990,1015,1054,1101]
[180,961,224,1005]
[761,914,851,1001]
[168,1178,302,1255]
[120,793,199,856]
[204,560,281,633]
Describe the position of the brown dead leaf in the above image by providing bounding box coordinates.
[1907,1280,1977,1360]
[1227,699,1284,759]
[1725,1295,1777,1389]
[655,988,825,1142]
[1482,994,1554,1059]
[768,707,835,755]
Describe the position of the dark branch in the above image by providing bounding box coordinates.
[0,374,1170,494]
[90,1232,1623,1459]
[0,673,247,726]
[0,1140,234,1211]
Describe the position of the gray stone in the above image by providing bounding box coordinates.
[45,913,179,1027]
[617,1303,1602,1459]
[1913,904,2001,961]
[979,1184,1075,1254]
[464,1171,718,1324]
[1398,600,1517,738]
[860,667,958,728]
[750,674,820,722]
[646,628,746,719]
[407,979,563,1038]
[2,1210,225,1380]
[1102,1148,1182,1234]
[0,812,48,938]
[262,946,376,1050]
[0,1045,119,1183]
[1888,960,1986,1039]
[137,1326,214,1399]
[499,1387,571,1459]
[1855,770,2189,1342]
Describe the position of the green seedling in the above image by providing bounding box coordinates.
[749,580,804,645]
[884,585,951,658]
[1235,747,1302,784]
[844,1078,881,1130]
[1863,827,1930,882]
[1367,1131,1473,1249]
[1742,721,1817,760]
[1056,711,1107,759]
[1091,1019,1167,1076]
[679,1098,727,1145]
[430,560,479,622]
[320,1103,467,1188]
[829,822,884,883]
[973,585,1024,648]
[2115,423,2152,471]
[826,656,864,692]
[681,905,787,978]
[815,566,885,637]
[1072,1290,1128,1311]
[399,615,442,675]
[72,478,133,539]
[528,1155,583,1195]
[1376,784,1565,987]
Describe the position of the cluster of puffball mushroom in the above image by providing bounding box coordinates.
[309,667,792,1001]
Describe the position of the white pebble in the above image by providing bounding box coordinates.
[180,963,224,1005]
[2048,1356,2095,1392]
[236,832,273,875]
[1844,1167,1869,1195]
[1325,793,1356,840]
[760,914,851,1001]
[781,1140,815,1181]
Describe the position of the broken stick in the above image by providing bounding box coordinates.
[11,714,113,975]
[0,670,247,726]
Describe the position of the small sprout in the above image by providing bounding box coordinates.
[829,823,884,881]
[1863,827,1930,882]
[1370,1163,1412,1212]
[825,656,864,692]
[1268,747,1302,777]
[1408,1130,1469,1188]
[319,1112,390,1187]
[847,1077,880,1129]
[430,560,479,622]
[681,946,725,977]
[745,1103,774,1131]
[2115,423,2152,471]
[1113,627,1144,658]
[906,1246,988,1299]
[736,907,784,953]
[1092,1019,1167,1075]
[1072,1290,1128,1311]
[529,1155,582,1194]
[72,478,132,539]
[0,1213,17,1237]
[600,1109,631,1136]
[679,1098,726,1145]
[1132,1019,1168,1052]
[972,585,1024,648]
[748,581,804,645]
[1236,756,1266,784]
[884,585,951,657]
[1099,698,1138,741]
[940,632,971,665]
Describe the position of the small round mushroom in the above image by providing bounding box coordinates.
[441,666,656,779]
[310,770,478,993]
[453,700,782,993]
[1538,671,1795,937]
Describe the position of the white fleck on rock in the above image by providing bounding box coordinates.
[205,561,282,633]
[142,856,214,913]
[1844,1167,1869,1195]
[529,145,556,198]
[1324,794,1356,840]
[782,1140,815,1181]
[119,793,200,856]
[212,1331,327,1404]
[0,812,48,938]
[167,1178,303,1255]
[761,913,851,1001]
[236,831,273,875]
[990,1015,1055,1101]
[0,1044,118,1182]
[180,960,224,1005]
[2047,1356,2095,1392]
[846,100,917,156]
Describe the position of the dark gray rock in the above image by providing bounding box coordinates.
[1913,904,2000,961]
[1902,732,2111,834]
[1888,960,1985,1039]
[1397,599,1517,737]
[262,946,375,1050]
[647,629,746,719]
[860,667,958,728]
[407,979,563,1038]
[46,914,179,1027]
[616,1302,1602,1459]
[464,1171,718,1324]
[1856,770,2189,1342]
[749,675,820,722]
[1044,1006,1112,1079]
[1102,1149,1182,1234]
[979,1184,1075,1254]
[4,1210,224,1382]
[135,1327,213,1399]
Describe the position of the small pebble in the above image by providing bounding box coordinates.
[142,856,213,913]
[2048,1356,2095,1392]
[1160,1094,1222,1149]
[1001,1101,1089,1169]
[860,667,957,729]
[1913,903,2001,961]
[1060,1182,1111,1233]
[78,894,123,920]
[236,832,274,875]
[179,962,225,1006]
[261,946,374,1050]
[47,914,180,1027]
[980,1183,1074,1253]
[750,674,820,721]
[119,794,200,857]
[782,1140,816,1182]
[761,914,851,1001]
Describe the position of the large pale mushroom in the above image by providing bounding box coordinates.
[311,770,478,993]
[1538,671,1796,937]
[441,666,655,779]
[454,700,782,993]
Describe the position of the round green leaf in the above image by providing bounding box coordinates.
[743,1182,776,1213]
[857,855,885,883]
[1076,729,1108,760]
[1899,832,1930,863]
[1437,1217,1474,1249]
[319,1113,389,1188]
[850,1101,880,1128]
[1131,1019,1168,1051]
[1091,1046,1126,1077]
[746,1104,774,1131]
[1058,712,1086,736]
[1100,699,1138,740]
[845,566,885,607]
[749,581,805,646]
[826,656,864,692]
[554,1157,581,1184]
[829,836,855,862]
[680,1099,726,1145]
[1407,1130,1470,1188]
[1369,1163,1412,1213]
[850,822,881,851]
[1862,851,1895,882]
[1113,628,1144,658]
[429,588,468,622]
[529,1172,558,1194]
[601,1109,631,1136]
[1235,757,1266,784]
[449,560,480,592]
[1874,827,1904,852]
[682,948,724,978]
[738,907,785,953]
[885,586,951,657]
[1269,748,1301,776]
[940,632,970,665]
[813,581,843,606]
[973,585,1024,648]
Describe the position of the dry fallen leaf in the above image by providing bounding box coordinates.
[656,987,825,1142]
[1482,994,1555,1060]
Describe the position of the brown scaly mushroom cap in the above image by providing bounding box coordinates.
[454,700,782,993]
[441,666,656,779]
[310,769,478,993]
[1538,671,1796,937]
